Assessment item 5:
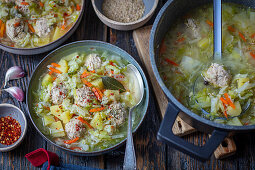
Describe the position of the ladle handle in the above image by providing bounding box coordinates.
[213,0,222,60]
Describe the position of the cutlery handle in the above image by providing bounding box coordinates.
[123,107,136,170]
[213,0,222,60]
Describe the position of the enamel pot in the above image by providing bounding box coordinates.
[150,0,255,160]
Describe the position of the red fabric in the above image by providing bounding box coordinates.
[25,148,60,170]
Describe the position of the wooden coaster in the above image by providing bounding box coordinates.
[133,25,236,159]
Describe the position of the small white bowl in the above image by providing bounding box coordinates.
[0,104,27,152]
[91,0,159,31]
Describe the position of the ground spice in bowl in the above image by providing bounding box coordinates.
[102,0,145,23]
[0,116,21,145]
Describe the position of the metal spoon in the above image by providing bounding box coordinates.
[123,64,144,170]
[193,0,222,92]
[192,0,251,119]
[213,0,222,61]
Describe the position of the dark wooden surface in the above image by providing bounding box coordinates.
[1,0,255,169]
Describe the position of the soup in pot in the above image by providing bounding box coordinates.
[158,3,255,126]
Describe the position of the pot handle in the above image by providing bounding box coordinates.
[157,102,228,161]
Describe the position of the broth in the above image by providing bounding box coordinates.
[159,3,255,125]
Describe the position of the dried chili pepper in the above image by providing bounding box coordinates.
[0,116,21,145]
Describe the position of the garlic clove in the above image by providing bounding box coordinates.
[4,66,25,87]
[3,87,24,102]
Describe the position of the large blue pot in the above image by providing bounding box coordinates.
[150,0,255,160]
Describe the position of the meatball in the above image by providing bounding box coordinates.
[65,117,86,139]
[6,18,27,42]
[185,18,200,39]
[34,18,52,37]
[75,85,95,107]
[85,54,102,71]
[108,102,127,126]
[15,0,38,15]
[204,63,231,87]
[50,82,67,105]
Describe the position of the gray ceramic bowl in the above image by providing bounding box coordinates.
[91,0,158,31]
[0,1,85,55]
[0,104,27,152]
[26,40,149,156]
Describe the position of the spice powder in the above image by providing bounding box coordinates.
[102,0,145,23]
[0,116,21,145]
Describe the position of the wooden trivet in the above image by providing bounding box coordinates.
[133,25,236,159]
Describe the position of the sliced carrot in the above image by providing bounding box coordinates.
[250,52,255,59]
[20,2,29,5]
[244,122,249,126]
[90,70,95,73]
[0,20,2,28]
[70,147,82,150]
[223,104,228,119]
[89,107,105,113]
[14,22,20,27]
[14,5,18,9]
[0,23,5,38]
[28,23,35,33]
[159,40,167,55]
[76,4,81,11]
[227,26,235,32]
[43,106,50,110]
[176,37,185,43]
[77,116,93,129]
[49,67,62,74]
[239,32,246,42]
[39,2,44,7]
[48,70,54,75]
[92,87,103,100]
[165,58,179,66]
[220,97,228,106]
[61,22,66,30]
[81,79,93,87]
[80,70,90,78]
[251,33,255,39]
[51,62,61,67]
[52,77,57,81]
[54,116,59,121]
[64,137,79,144]
[206,20,213,27]
[224,93,235,109]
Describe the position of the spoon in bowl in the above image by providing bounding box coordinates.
[123,64,144,170]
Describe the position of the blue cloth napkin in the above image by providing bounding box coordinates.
[42,161,102,170]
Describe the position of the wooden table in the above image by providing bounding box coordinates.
[1,0,255,169]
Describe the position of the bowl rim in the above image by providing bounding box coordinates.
[150,0,255,131]
[26,40,150,155]
[91,0,159,26]
[0,0,85,51]
[0,103,28,152]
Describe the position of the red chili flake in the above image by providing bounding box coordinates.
[75,124,80,131]
[76,56,79,58]
[109,61,115,66]
[0,116,21,145]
